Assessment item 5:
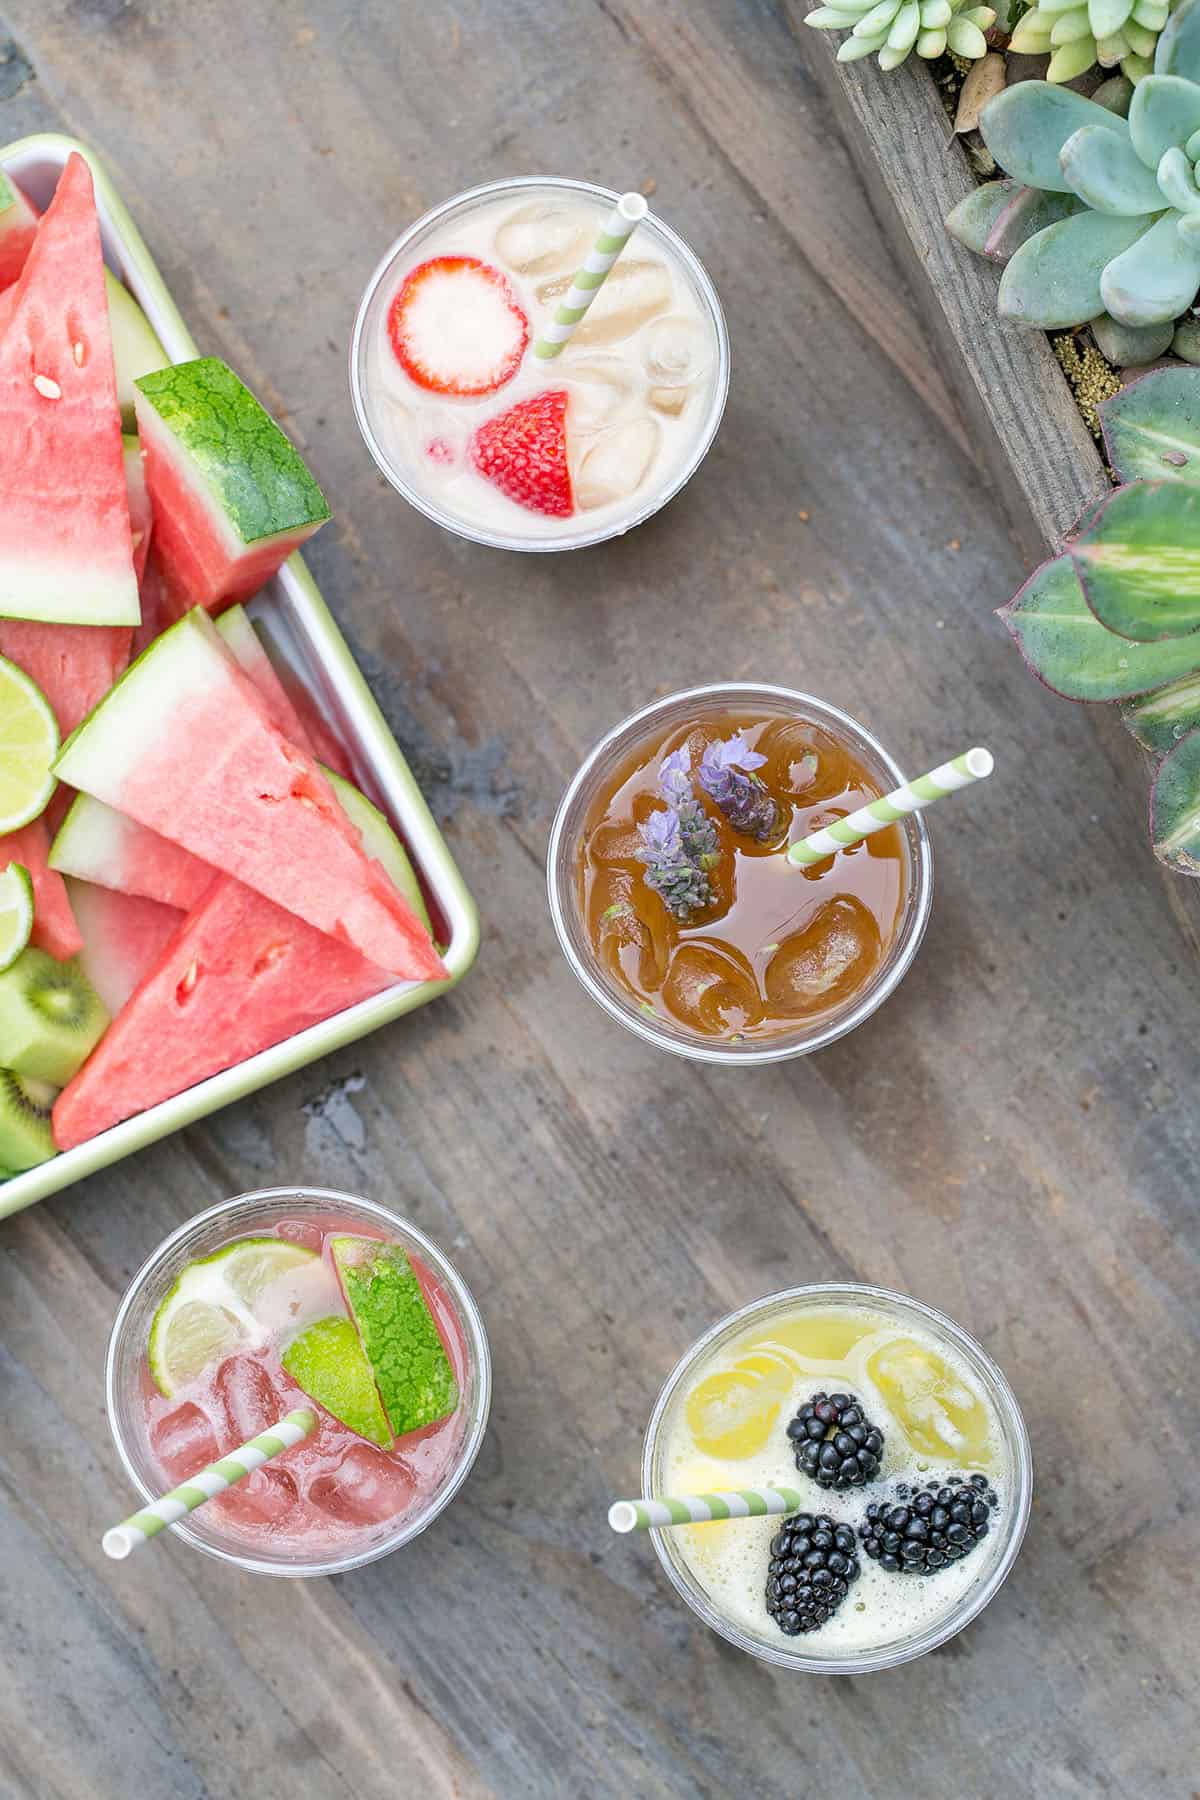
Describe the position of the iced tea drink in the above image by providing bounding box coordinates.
[549,687,932,1058]
[350,178,728,550]
[106,1190,490,1574]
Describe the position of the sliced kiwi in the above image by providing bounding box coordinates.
[0,950,108,1086]
[0,1070,58,1171]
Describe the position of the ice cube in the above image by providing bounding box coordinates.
[587,821,646,868]
[758,720,854,803]
[662,941,762,1036]
[537,259,671,346]
[213,1355,285,1445]
[309,1443,414,1527]
[151,1402,219,1484]
[764,897,881,1015]
[575,417,662,511]
[563,355,638,434]
[649,385,689,417]
[642,314,709,387]
[494,201,591,276]
[216,1465,300,1528]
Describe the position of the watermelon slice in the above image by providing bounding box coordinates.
[0,170,38,289]
[0,818,82,960]
[215,605,314,750]
[0,153,140,627]
[124,434,153,582]
[104,270,168,430]
[50,792,213,910]
[0,618,132,742]
[52,874,396,1150]
[66,877,182,1014]
[134,358,330,614]
[54,610,446,982]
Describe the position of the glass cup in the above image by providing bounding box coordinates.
[641,1283,1033,1674]
[105,1187,492,1577]
[349,176,730,552]
[546,683,935,1064]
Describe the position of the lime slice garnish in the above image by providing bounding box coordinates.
[148,1236,318,1395]
[0,656,58,834]
[281,1315,394,1448]
[0,863,34,973]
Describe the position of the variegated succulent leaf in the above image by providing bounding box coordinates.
[1071,479,1200,639]
[805,0,994,66]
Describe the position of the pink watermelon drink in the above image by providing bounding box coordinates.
[106,1189,491,1574]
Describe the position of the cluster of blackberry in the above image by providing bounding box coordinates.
[765,1393,999,1637]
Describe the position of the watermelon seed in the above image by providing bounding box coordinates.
[72,341,86,366]
[33,375,62,399]
[175,961,200,1003]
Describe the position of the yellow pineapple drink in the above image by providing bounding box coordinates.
[646,1286,1031,1671]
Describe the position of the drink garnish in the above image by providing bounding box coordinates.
[387,255,529,397]
[147,1237,319,1395]
[281,1314,395,1449]
[332,1237,458,1437]
[470,389,573,517]
[659,749,720,870]
[635,805,713,920]
[858,1474,998,1575]
[698,733,782,842]
[765,1512,861,1636]
[786,1391,885,1490]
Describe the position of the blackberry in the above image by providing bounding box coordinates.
[859,1473,999,1575]
[786,1391,884,1490]
[764,1512,861,1636]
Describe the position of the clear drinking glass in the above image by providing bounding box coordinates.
[349,177,730,551]
[546,683,935,1064]
[105,1187,491,1577]
[641,1283,1033,1673]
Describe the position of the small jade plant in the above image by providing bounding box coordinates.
[1009,0,1178,85]
[999,365,1200,872]
[947,0,1200,353]
[806,0,996,71]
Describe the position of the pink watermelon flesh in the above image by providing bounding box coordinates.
[52,874,396,1150]
[131,545,171,660]
[0,153,139,627]
[68,613,446,982]
[1,818,82,959]
[125,438,153,582]
[0,618,132,739]
[0,175,39,289]
[219,610,315,751]
[55,796,214,911]
[68,879,183,1014]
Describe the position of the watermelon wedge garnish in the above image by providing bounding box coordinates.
[52,873,397,1150]
[134,358,330,614]
[54,610,446,982]
[215,605,314,752]
[0,153,140,628]
[0,170,38,289]
[66,878,183,1015]
[0,817,82,960]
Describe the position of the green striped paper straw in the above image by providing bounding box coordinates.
[787,746,994,868]
[532,192,649,359]
[608,1486,805,1534]
[102,1407,316,1560]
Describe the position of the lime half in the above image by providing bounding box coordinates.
[148,1236,318,1395]
[0,864,34,973]
[0,657,58,833]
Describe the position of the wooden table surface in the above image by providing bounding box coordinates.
[1,4,1196,1795]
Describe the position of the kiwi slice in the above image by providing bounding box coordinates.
[0,1070,58,1171]
[0,950,108,1086]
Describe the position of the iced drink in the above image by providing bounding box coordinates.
[106,1189,490,1574]
[547,685,934,1061]
[350,179,728,550]
[643,1286,1031,1672]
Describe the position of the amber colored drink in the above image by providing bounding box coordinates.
[578,708,906,1044]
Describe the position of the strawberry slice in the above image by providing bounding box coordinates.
[470,390,573,518]
[388,255,529,397]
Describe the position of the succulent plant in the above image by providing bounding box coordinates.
[1008,0,1177,85]
[999,365,1200,872]
[947,0,1200,332]
[805,0,996,69]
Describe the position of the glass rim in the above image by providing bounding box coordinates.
[104,1186,492,1578]
[348,175,731,553]
[640,1281,1034,1674]
[545,682,935,1064]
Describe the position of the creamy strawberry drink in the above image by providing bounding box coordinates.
[105,1190,491,1574]
[350,179,729,550]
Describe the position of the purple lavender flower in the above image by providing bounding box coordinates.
[698,733,781,842]
[636,805,713,919]
[659,749,720,870]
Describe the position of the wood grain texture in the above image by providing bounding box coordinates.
[0,2,1197,1796]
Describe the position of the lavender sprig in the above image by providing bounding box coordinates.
[698,733,781,842]
[636,806,714,920]
[659,749,720,870]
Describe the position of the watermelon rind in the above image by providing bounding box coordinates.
[105,270,168,431]
[326,769,433,937]
[134,358,330,548]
